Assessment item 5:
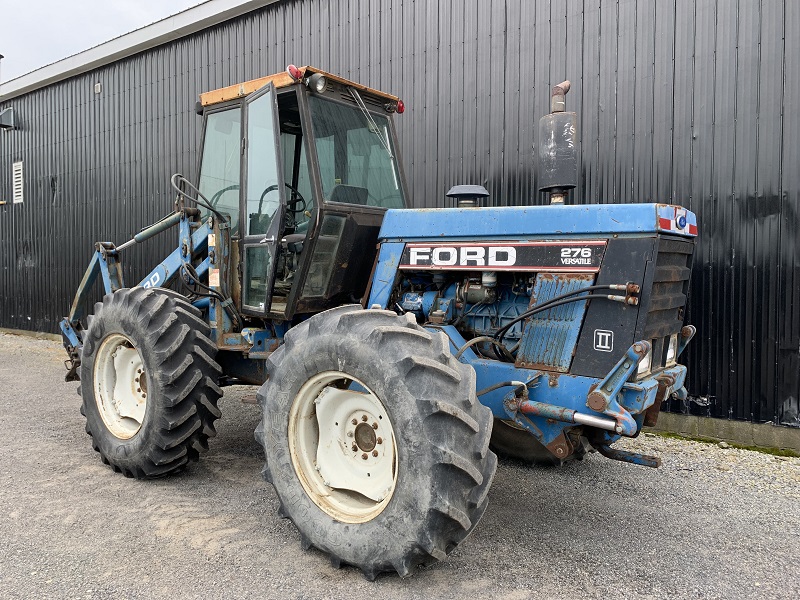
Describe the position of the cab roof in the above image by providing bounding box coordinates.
[199,65,400,107]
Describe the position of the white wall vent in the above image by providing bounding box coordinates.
[12,161,23,204]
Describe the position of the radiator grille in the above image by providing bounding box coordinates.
[516,273,595,372]
[643,238,694,339]
[642,237,694,371]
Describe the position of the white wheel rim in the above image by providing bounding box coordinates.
[288,371,398,524]
[93,333,147,439]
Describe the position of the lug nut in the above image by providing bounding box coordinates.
[377,437,383,445]
[372,422,378,430]
[361,453,368,460]
[351,419,358,425]
[352,444,358,452]
[372,450,378,457]
[361,415,368,422]
[347,431,353,438]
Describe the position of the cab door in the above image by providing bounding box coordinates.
[240,82,286,316]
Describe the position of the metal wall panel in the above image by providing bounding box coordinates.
[0,0,797,426]
[780,0,800,427]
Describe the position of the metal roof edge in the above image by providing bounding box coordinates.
[0,0,280,102]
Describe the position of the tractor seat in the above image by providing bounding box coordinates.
[329,184,369,205]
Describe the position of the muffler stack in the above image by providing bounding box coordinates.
[538,81,578,205]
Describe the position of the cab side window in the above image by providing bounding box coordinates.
[198,109,241,234]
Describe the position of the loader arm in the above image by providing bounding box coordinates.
[59,212,210,381]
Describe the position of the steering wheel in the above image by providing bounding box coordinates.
[210,184,240,208]
[257,183,308,215]
[285,183,308,214]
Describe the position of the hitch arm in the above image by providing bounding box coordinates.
[585,341,651,437]
[590,440,662,468]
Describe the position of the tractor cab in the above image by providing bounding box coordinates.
[196,66,408,321]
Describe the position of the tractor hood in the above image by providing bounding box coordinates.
[378,203,698,242]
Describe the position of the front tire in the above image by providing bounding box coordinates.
[80,287,222,478]
[255,306,497,579]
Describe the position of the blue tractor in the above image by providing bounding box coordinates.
[60,67,697,579]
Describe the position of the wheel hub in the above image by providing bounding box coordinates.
[288,371,398,524]
[94,333,147,439]
[354,422,377,452]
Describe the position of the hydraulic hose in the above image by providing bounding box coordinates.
[170,173,243,329]
[455,336,513,360]
[494,285,623,344]
[476,380,530,397]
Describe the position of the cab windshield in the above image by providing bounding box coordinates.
[308,96,404,209]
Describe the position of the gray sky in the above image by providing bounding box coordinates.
[0,1,205,82]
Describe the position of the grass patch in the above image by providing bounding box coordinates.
[647,430,800,458]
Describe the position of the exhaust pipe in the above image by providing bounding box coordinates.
[538,80,578,205]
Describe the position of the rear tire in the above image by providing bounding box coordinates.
[255,305,497,579]
[79,287,222,478]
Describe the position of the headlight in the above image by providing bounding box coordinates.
[307,73,327,93]
[666,334,678,364]
[637,349,652,376]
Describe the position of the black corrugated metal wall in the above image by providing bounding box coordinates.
[0,0,797,426]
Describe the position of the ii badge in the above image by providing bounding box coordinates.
[594,329,614,352]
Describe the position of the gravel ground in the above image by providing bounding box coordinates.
[1,332,798,600]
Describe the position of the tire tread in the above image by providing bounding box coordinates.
[255,307,496,579]
[80,288,222,479]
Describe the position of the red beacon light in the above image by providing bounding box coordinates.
[386,100,407,114]
[286,64,303,82]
